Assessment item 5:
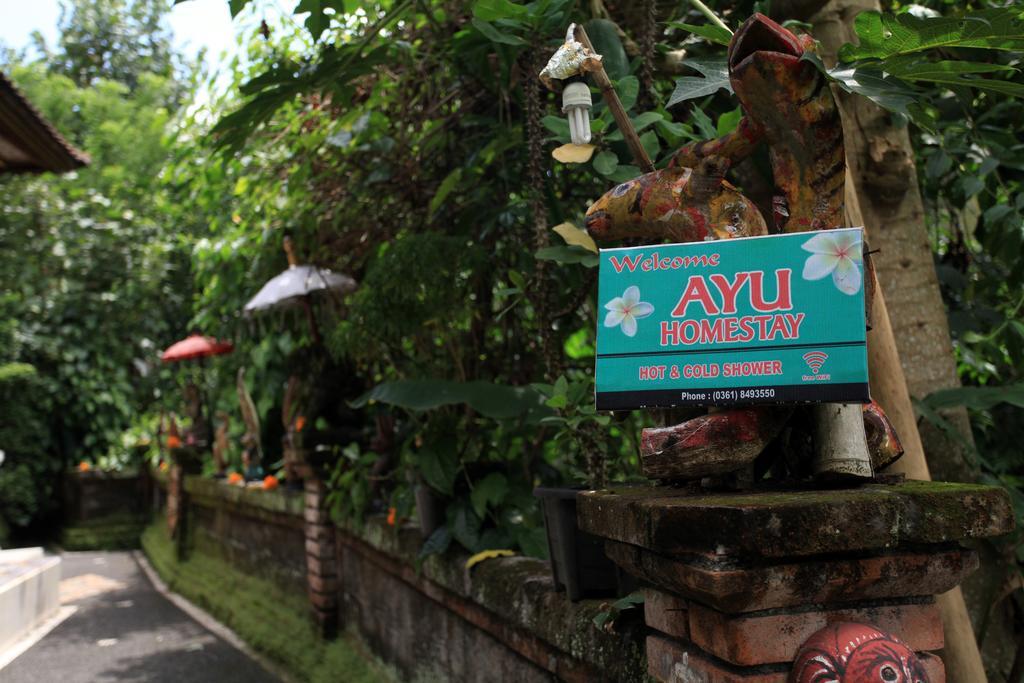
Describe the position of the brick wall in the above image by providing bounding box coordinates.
[156,473,645,682]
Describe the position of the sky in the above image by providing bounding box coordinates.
[0,0,244,75]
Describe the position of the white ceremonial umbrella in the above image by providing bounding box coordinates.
[243,236,357,342]
[244,237,356,313]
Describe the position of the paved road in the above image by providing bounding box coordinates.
[3,551,281,683]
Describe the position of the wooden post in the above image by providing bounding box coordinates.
[844,175,988,683]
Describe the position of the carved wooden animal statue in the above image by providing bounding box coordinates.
[212,411,229,476]
[237,367,263,476]
[587,14,902,481]
[584,156,767,242]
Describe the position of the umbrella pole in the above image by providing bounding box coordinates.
[198,357,212,450]
[302,297,322,346]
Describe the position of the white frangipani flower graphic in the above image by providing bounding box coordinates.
[604,285,653,337]
[801,231,863,295]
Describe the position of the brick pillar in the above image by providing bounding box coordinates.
[304,476,339,638]
[578,480,1014,682]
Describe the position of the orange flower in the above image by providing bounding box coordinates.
[387,507,397,526]
[159,461,169,472]
[227,472,244,485]
[262,475,279,490]
[77,461,90,472]
[166,434,182,449]
[294,415,306,432]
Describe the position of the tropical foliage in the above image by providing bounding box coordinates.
[0,0,1021,590]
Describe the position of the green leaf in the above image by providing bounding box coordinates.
[667,60,733,108]
[418,446,459,496]
[801,53,926,129]
[655,119,695,147]
[925,150,952,179]
[593,151,619,176]
[923,383,1024,410]
[228,0,252,17]
[668,22,732,46]
[535,245,600,268]
[541,115,570,140]
[450,502,482,551]
[545,394,568,408]
[472,0,529,21]
[430,168,462,216]
[630,111,663,132]
[471,18,526,46]
[418,526,452,560]
[607,164,641,183]
[513,526,548,559]
[611,590,645,610]
[639,130,660,161]
[295,0,328,40]
[470,472,508,518]
[351,380,548,420]
[585,19,629,80]
[691,107,716,140]
[883,58,1024,98]
[616,76,640,111]
[839,8,1024,62]
[716,107,743,136]
[959,175,984,198]
[508,269,526,290]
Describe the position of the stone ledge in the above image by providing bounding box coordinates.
[337,516,647,683]
[579,480,1013,559]
[687,599,942,666]
[606,540,976,613]
[184,475,304,521]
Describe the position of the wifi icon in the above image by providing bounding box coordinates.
[803,351,828,374]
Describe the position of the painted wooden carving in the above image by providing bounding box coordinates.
[579,14,904,482]
[584,156,767,243]
[791,622,929,683]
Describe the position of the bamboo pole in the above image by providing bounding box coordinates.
[844,178,987,683]
[573,25,655,173]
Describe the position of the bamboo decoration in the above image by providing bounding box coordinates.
[539,23,654,173]
[844,172,988,683]
[572,25,654,173]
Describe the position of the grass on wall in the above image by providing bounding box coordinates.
[140,520,392,683]
[61,512,149,550]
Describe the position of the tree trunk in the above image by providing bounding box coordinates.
[846,169,990,683]
[797,0,978,487]
[766,1,1012,679]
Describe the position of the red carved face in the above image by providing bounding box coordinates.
[791,623,930,683]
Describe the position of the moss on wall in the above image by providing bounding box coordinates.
[141,520,393,683]
[61,512,148,550]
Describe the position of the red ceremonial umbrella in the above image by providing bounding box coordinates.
[160,335,234,362]
[160,334,234,456]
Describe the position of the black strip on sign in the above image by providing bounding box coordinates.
[595,382,871,411]
[597,340,865,360]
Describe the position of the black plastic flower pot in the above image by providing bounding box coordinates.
[533,486,624,601]
[415,483,444,539]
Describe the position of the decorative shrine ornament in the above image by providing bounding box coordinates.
[790,622,929,683]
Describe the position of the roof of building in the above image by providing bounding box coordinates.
[0,71,89,174]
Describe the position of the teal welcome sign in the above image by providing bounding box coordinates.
[595,228,870,410]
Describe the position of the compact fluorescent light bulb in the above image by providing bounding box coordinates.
[561,81,593,145]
